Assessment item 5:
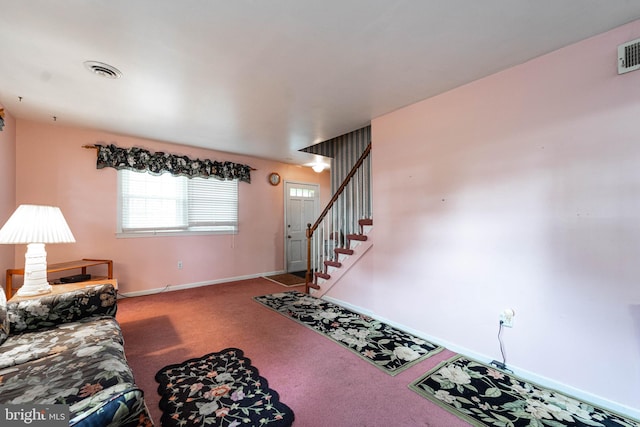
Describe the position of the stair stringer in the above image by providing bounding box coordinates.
[310,228,374,298]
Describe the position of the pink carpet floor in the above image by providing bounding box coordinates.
[116,278,470,426]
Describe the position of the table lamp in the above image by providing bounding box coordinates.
[0,205,76,296]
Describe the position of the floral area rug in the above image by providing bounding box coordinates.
[155,348,294,427]
[254,290,443,376]
[409,355,640,427]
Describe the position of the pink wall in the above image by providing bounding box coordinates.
[0,107,16,290]
[12,119,329,294]
[331,20,640,414]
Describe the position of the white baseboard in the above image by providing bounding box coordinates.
[322,295,640,421]
[117,270,285,298]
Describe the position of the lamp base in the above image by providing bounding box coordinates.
[16,284,52,297]
[16,242,52,297]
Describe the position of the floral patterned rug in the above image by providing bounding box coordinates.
[409,355,640,427]
[254,290,443,376]
[155,348,294,427]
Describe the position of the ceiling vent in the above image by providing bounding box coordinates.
[618,38,640,74]
[83,61,122,79]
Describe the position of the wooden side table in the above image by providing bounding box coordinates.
[5,258,113,299]
[8,279,118,303]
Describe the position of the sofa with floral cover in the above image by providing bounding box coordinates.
[0,282,153,426]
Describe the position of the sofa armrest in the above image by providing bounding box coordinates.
[7,283,117,334]
[70,388,153,427]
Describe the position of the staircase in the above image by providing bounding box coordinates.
[308,219,373,297]
[305,143,372,295]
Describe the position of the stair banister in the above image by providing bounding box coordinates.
[305,142,372,293]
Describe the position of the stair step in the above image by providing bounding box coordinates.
[347,234,367,242]
[315,272,331,280]
[335,248,354,255]
[307,282,320,290]
[324,260,342,268]
[359,218,373,234]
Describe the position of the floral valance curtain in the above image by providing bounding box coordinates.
[94,144,252,183]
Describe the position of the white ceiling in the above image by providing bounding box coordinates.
[1,1,640,167]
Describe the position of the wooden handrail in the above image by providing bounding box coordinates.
[308,142,372,235]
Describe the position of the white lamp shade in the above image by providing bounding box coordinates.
[0,205,76,244]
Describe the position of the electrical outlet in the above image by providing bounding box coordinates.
[499,308,515,328]
[177,261,183,270]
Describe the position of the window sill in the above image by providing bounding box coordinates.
[116,229,237,238]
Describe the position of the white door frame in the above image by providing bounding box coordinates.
[284,181,320,273]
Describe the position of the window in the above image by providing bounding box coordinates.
[118,169,238,236]
[289,187,315,198]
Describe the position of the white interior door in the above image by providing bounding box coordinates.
[285,182,319,273]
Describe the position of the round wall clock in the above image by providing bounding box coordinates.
[268,172,281,186]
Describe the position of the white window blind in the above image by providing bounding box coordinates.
[118,170,238,235]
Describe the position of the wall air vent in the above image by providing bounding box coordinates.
[618,38,640,74]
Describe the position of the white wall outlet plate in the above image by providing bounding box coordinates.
[500,308,515,328]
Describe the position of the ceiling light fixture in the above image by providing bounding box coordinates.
[83,61,122,79]
[312,164,325,173]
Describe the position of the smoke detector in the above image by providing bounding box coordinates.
[84,61,122,79]
[618,38,640,75]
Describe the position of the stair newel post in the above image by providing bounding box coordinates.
[305,223,312,294]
